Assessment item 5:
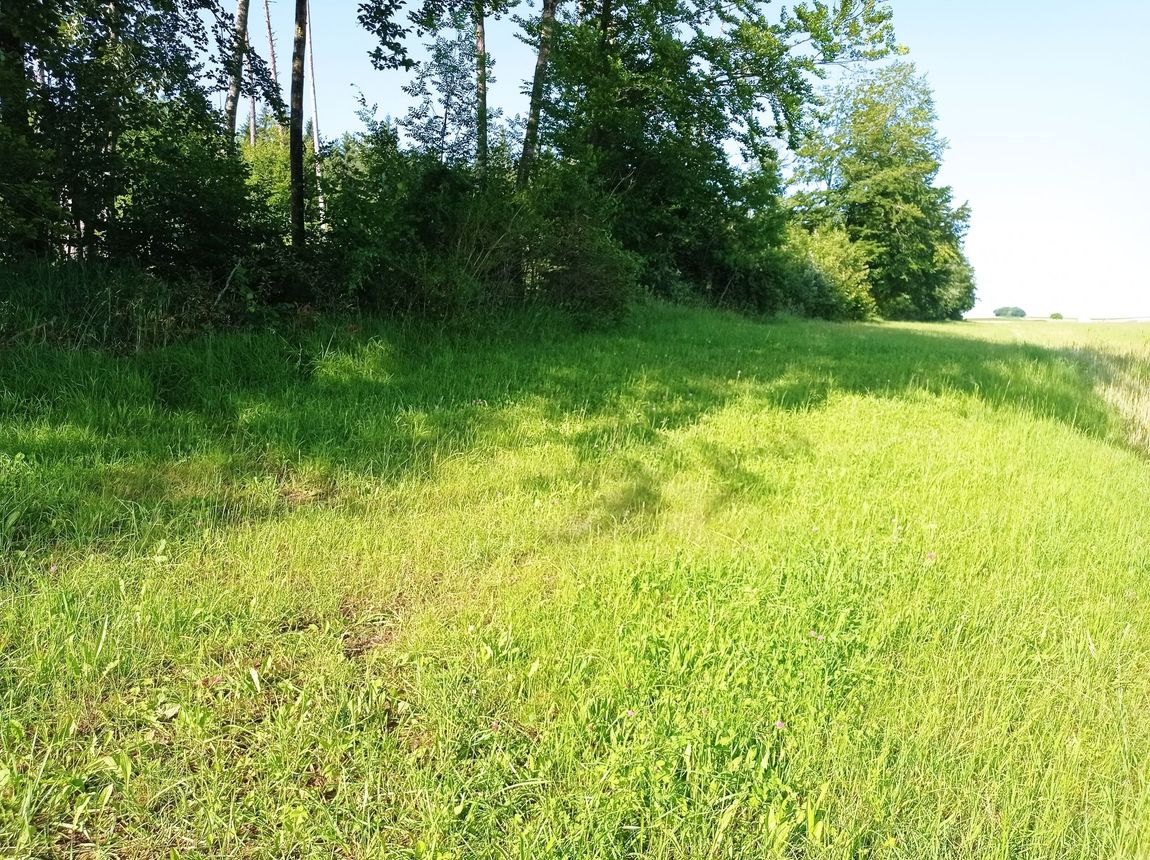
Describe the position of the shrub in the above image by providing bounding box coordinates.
[519,165,641,324]
[1051,313,1064,320]
[319,134,640,325]
[781,225,877,320]
[994,307,1027,318]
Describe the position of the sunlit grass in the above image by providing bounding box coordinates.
[3,304,1150,857]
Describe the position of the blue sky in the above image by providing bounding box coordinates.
[254,0,1150,318]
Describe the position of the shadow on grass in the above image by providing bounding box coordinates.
[1052,343,1150,450]
[0,305,1135,556]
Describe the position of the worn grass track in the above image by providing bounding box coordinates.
[2,305,1150,858]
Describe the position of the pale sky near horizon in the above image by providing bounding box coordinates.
[253,0,1150,319]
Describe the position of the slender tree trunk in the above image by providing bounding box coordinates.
[598,0,612,46]
[474,0,488,171]
[0,18,29,132]
[517,0,558,188]
[305,0,325,220]
[263,0,279,89]
[440,89,452,160]
[224,0,252,138]
[249,89,257,145]
[289,0,307,250]
[587,0,614,153]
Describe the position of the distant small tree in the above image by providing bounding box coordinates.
[401,28,479,162]
[994,307,1026,318]
[1050,312,1064,319]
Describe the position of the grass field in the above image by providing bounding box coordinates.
[3,304,1150,858]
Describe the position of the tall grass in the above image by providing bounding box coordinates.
[2,305,1150,857]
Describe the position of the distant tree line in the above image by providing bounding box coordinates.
[0,0,977,345]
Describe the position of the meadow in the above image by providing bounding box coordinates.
[3,305,1150,858]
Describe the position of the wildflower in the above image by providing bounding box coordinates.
[49,564,58,574]
[926,551,937,562]
[775,720,786,730]
[626,709,636,717]
[808,630,825,641]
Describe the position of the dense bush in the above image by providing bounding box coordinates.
[995,307,1027,318]
[780,225,877,320]
[317,128,639,323]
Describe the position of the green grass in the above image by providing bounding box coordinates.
[3,303,1150,858]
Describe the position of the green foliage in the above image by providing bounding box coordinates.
[320,129,638,321]
[780,223,877,319]
[995,306,1027,318]
[243,116,294,238]
[521,163,642,323]
[0,1,971,339]
[2,1,255,256]
[535,0,896,310]
[107,94,270,281]
[401,30,481,162]
[1051,312,1064,319]
[794,63,976,320]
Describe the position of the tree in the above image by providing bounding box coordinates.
[517,0,559,187]
[306,0,325,220]
[0,0,279,267]
[0,4,52,255]
[540,0,896,294]
[995,307,1026,318]
[474,0,488,170]
[401,0,514,171]
[401,30,479,161]
[793,62,976,320]
[263,0,281,87]
[224,0,253,139]
[290,0,308,249]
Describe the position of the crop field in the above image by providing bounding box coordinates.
[3,305,1150,858]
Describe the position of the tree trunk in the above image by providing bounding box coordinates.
[223,0,252,138]
[598,0,612,47]
[305,0,325,221]
[474,0,488,171]
[0,16,29,132]
[440,89,452,159]
[263,0,280,89]
[592,0,613,136]
[289,0,307,250]
[249,89,257,145]
[517,0,558,188]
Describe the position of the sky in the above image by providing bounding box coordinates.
[250,0,1150,319]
